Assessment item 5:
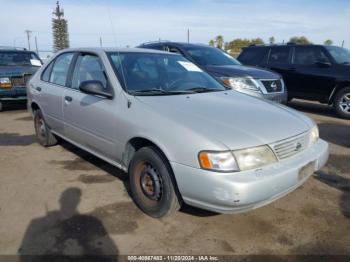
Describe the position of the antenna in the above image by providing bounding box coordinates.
[105,5,129,97]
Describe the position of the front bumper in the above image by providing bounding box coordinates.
[0,86,27,101]
[171,139,329,213]
[240,89,287,104]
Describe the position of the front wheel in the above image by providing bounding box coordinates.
[129,146,182,218]
[333,87,350,119]
[34,109,57,147]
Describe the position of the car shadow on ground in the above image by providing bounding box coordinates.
[18,187,119,261]
[0,133,36,146]
[59,141,217,217]
[318,122,350,149]
[0,101,27,111]
[288,99,337,118]
[314,171,350,219]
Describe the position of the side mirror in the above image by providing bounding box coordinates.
[79,80,113,99]
[315,59,331,67]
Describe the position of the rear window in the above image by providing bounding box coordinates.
[268,47,291,64]
[238,47,267,65]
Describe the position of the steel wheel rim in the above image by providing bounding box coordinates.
[339,93,350,114]
[134,161,163,207]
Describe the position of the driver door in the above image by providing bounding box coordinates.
[63,52,118,160]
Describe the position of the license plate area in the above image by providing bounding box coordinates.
[298,161,316,181]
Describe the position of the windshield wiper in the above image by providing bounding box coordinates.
[186,87,221,93]
[130,89,194,96]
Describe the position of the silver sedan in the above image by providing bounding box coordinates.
[27,48,329,217]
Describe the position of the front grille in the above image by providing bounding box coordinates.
[261,79,282,93]
[272,132,309,160]
[11,74,32,87]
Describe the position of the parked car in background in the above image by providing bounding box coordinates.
[138,42,287,103]
[27,48,328,218]
[0,47,42,111]
[238,44,350,119]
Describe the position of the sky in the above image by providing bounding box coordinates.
[0,0,349,55]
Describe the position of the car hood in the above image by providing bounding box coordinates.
[0,66,39,77]
[135,90,311,150]
[205,65,279,79]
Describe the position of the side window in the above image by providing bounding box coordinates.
[71,54,107,90]
[168,46,181,54]
[294,46,330,65]
[268,47,291,64]
[49,53,74,86]
[239,48,267,65]
[41,62,54,82]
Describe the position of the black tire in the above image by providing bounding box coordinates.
[34,109,57,147]
[0,102,2,112]
[129,146,182,218]
[333,87,350,119]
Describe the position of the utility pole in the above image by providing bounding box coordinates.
[35,36,39,55]
[25,30,32,50]
[187,29,190,43]
[100,37,103,47]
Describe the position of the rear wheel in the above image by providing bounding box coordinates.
[333,87,350,119]
[129,146,181,218]
[34,109,57,147]
[0,102,2,112]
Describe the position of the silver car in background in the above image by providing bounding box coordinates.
[27,48,329,218]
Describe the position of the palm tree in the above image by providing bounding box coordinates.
[215,35,224,49]
[209,39,215,47]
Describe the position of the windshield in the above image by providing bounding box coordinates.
[0,51,42,66]
[108,52,226,95]
[325,46,350,64]
[182,46,241,66]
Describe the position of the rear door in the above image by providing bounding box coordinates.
[290,46,335,100]
[62,52,118,160]
[36,52,75,134]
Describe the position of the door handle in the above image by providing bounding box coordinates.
[64,96,73,102]
[35,87,42,92]
[287,67,296,71]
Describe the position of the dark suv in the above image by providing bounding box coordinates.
[0,47,42,111]
[138,42,287,103]
[238,44,350,119]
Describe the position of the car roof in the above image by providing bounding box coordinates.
[57,47,178,55]
[139,41,211,49]
[245,44,326,49]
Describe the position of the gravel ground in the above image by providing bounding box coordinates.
[0,100,349,257]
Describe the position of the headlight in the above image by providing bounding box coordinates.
[0,77,11,89]
[221,77,261,93]
[310,125,319,144]
[198,145,277,172]
[232,145,277,171]
[199,151,239,172]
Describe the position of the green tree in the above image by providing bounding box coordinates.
[215,35,224,49]
[269,36,275,44]
[324,39,333,45]
[208,39,215,47]
[250,38,264,45]
[289,36,312,45]
[225,38,264,54]
[52,1,70,52]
